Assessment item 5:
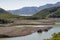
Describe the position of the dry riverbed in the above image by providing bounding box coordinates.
[0,27,52,38]
[0,20,55,38]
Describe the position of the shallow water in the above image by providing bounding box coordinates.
[0,23,60,40]
[14,25,53,27]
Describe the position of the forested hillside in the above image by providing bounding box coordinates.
[0,6,60,23]
[0,8,17,23]
[33,7,60,19]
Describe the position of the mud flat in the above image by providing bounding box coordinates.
[0,27,52,38]
[0,20,55,27]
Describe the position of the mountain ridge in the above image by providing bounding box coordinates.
[8,2,60,16]
[33,6,60,19]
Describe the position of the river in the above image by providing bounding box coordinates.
[0,23,60,40]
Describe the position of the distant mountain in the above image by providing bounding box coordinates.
[38,2,60,11]
[9,2,60,16]
[33,6,60,19]
[9,7,38,16]
[55,2,60,6]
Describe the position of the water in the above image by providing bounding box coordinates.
[0,23,60,40]
[14,25,52,27]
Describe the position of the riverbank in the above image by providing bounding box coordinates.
[0,27,52,38]
[0,19,55,27]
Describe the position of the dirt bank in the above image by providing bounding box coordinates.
[0,20,55,27]
[0,27,52,38]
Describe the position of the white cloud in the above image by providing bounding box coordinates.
[0,0,60,10]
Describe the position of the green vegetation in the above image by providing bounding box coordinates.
[0,8,17,23]
[33,6,60,19]
[0,6,60,24]
[45,32,60,40]
[17,16,40,20]
[18,6,60,20]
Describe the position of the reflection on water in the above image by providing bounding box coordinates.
[0,25,60,40]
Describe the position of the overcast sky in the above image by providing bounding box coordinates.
[0,0,60,10]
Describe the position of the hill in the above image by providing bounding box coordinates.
[9,7,38,16]
[33,7,60,19]
[9,2,60,16]
[0,8,17,24]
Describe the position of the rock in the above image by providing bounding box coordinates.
[0,35,10,38]
[37,29,42,33]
